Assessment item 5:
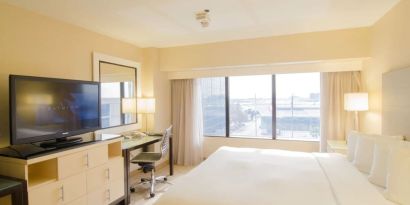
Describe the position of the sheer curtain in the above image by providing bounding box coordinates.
[320,71,361,152]
[171,79,204,166]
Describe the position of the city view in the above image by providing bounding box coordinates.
[201,73,320,140]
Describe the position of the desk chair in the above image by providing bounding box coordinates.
[130,126,172,197]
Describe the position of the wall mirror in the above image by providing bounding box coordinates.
[93,53,141,129]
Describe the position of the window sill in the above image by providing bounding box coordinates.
[203,135,319,142]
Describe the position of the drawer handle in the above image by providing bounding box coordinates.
[85,153,89,167]
[60,186,65,202]
[106,168,110,180]
[106,189,111,201]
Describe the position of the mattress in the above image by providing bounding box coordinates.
[155,146,396,205]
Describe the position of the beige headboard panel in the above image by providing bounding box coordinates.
[382,67,410,141]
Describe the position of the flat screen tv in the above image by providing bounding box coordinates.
[10,75,100,145]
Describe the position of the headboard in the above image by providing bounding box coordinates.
[382,67,410,141]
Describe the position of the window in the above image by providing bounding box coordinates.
[200,73,320,141]
[123,81,136,124]
[229,75,272,138]
[101,82,121,127]
[200,77,226,136]
[276,73,320,140]
[100,80,136,128]
[101,104,111,128]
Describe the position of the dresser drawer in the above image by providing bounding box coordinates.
[87,164,109,192]
[29,181,61,205]
[61,172,87,203]
[108,157,124,181]
[87,186,110,205]
[64,195,87,205]
[88,145,109,168]
[58,151,88,179]
[29,173,86,205]
[109,178,125,203]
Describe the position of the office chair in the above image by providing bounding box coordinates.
[130,126,172,198]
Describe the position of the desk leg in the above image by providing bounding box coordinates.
[11,190,23,205]
[169,137,174,176]
[123,149,130,205]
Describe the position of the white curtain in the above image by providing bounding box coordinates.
[171,79,204,166]
[320,71,361,152]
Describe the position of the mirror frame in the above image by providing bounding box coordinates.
[92,52,142,132]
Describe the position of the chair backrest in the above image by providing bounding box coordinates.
[160,126,172,158]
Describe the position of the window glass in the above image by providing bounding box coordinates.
[101,82,121,127]
[276,73,320,140]
[123,81,136,124]
[229,75,272,138]
[200,77,226,136]
[101,104,111,128]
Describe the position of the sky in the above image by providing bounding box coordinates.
[229,72,320,99]
[101,83,120,98]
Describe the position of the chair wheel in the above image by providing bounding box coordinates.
[130,187,136,193]
[150,193,155,198]
[141,178,147,182]
[164,177,167,181]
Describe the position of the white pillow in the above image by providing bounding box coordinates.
[353,134,403,174]
[368,142,394,187]
[353,135,375,173]
[347,131,359,161]
[385,142,410,205]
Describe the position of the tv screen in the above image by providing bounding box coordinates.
[10,75,100,144]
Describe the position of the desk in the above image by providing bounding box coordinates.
[122,135,173,204]
[0,176,27,205]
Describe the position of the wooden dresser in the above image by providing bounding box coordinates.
[0,138,124,205]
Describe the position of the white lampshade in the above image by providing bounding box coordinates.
[137,98,156,114]
[344,93,369,111]
[121,98,137,114]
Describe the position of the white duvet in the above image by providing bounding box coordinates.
[155,147,396,205]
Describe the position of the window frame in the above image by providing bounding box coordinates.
[202,74,320,141]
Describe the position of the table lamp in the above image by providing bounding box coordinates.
[137,98,156,132]
[344,92,368,130]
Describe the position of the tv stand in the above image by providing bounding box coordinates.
[40,137,83,148]
[0,138,125,205]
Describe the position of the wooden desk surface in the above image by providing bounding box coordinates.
[121,136,162,150]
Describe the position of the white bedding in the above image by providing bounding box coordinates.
[155,147,396,205]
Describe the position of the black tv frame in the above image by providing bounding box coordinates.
[9,75,101,145]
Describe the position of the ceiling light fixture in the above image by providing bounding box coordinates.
[196,9,210,28]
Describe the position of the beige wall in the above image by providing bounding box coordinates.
[159,28,371,71]
[0,3,144,146]
[141,47,171,166]
[141,48,171,133]
[361,0,410,134]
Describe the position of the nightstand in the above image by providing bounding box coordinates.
[327,140,348,155]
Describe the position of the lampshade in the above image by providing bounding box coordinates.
[344,93,369,111]
[121,98,137,114]
[137,98,156,114]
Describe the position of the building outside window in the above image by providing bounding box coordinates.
[199,72,320,141]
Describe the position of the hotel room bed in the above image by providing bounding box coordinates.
[155,146,395,205]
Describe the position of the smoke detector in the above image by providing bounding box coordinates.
[196,9,210,28]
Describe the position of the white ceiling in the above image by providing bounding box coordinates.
[2,0,399,48]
